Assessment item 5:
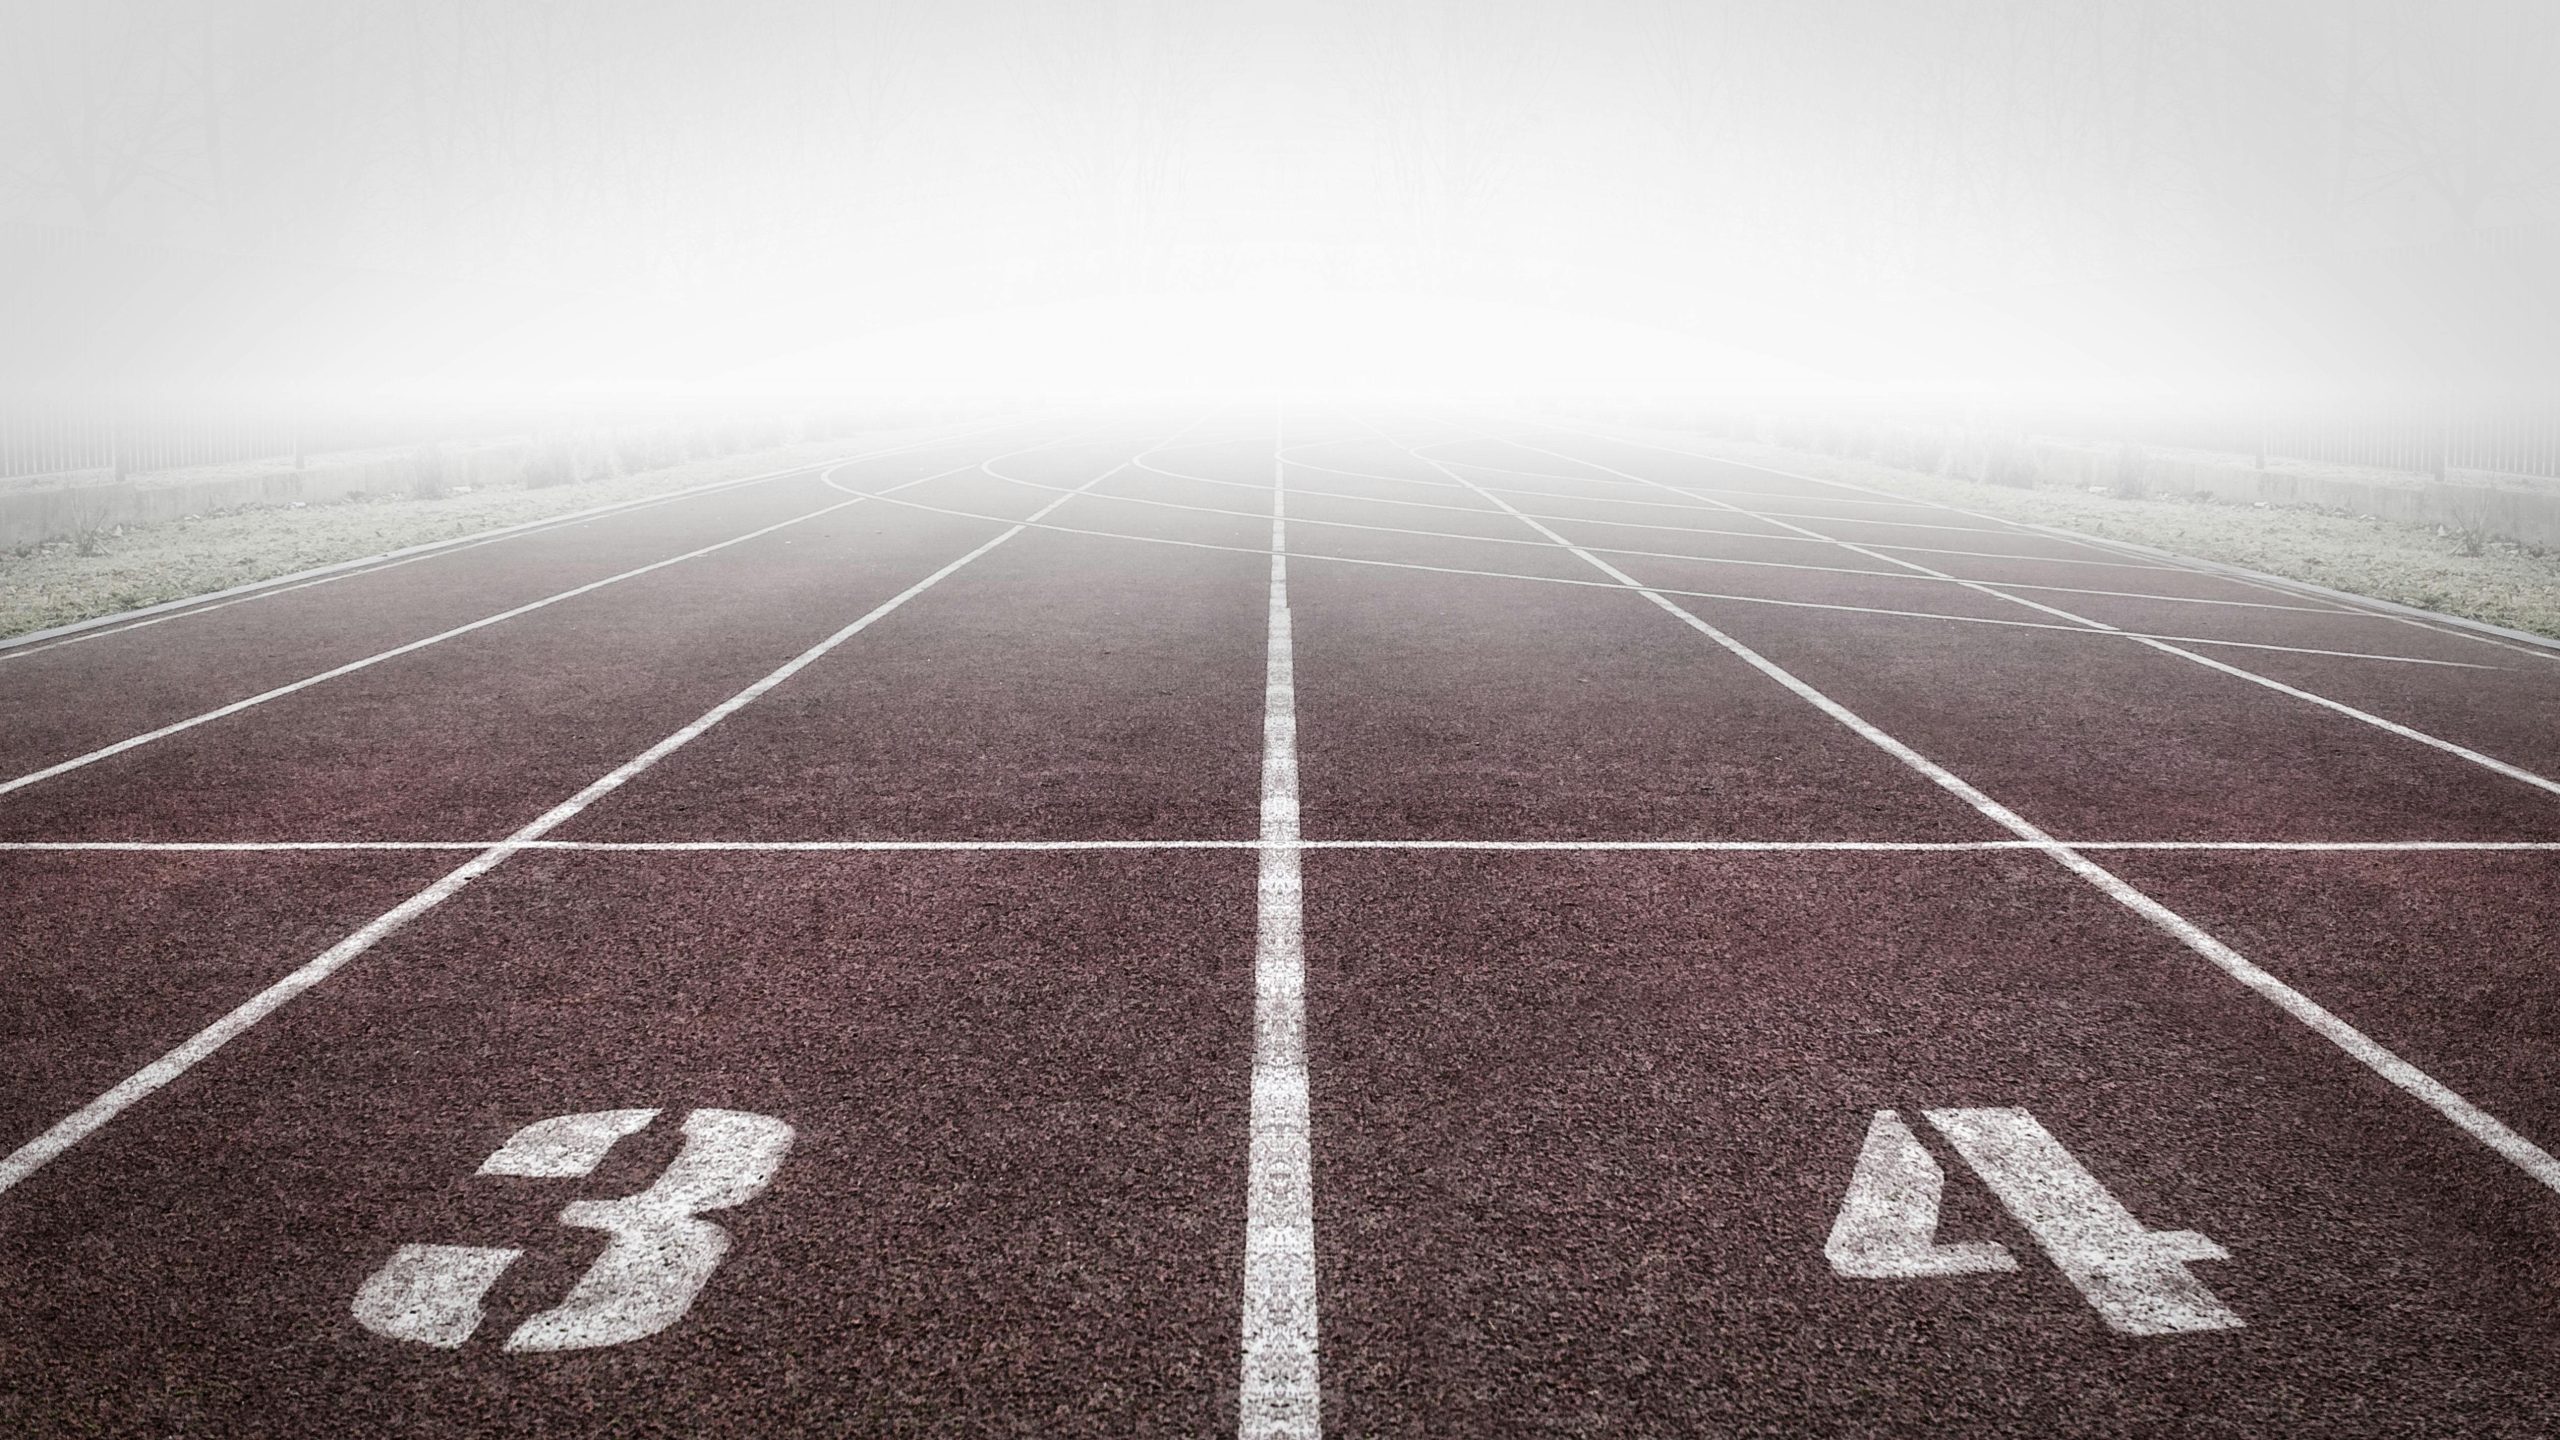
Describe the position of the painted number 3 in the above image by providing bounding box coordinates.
[353,1107,793,1352]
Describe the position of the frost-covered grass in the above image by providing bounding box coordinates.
[1654,435,2560,642]
[0,438,886,640]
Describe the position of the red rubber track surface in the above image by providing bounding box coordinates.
[3,414,2558,1436]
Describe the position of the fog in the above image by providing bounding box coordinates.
[4,1,2557,410]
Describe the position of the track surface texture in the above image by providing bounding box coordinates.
[4,413,2559,1437]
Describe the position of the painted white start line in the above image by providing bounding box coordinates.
[1827,1107,2240,1336]
[353,1107,793,1352]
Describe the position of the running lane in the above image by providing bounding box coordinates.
[7,412,2557,1436]
[0,850,1254,1437]
[0,431,1103,844]
[1282,419,2560,1434]
[558,424,1274,842]
[0,417,1277,1435]
[1302,850,2560,1435]
[1437,431,2560,844]
[0,425,1043,782]
[0,426,1116,1204]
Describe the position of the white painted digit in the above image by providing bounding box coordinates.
[479,1108,659,1178]
[505,1108,795,1352]
[1923,1107,2241,1336]
[352,1106,793,1352]
[1825,1110,2018,1279]
[353,1243,522,1348]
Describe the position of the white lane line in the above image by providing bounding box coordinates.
[1456,472,2054,539]
[1259,457,1473,494]
[5,837,2558,854]
[1474,417,2165,556]
[1412,439,2560,1200]
[1446,456,1984,513]
[0,416,1035,661]
[1483,429,2560,800]
[830,489,2487,670]
[0,439,1069,802]
[1142,459,2207,573]
[964,461,2444,623]
[0,426,1161,1200]
[1157,434,1477,495]
[1241,419,1321,1440]
[1448,469,2063,537]
[1517,414,2560,662]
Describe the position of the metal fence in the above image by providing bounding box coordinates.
[2032,404,2560,483]
[0,406,545,484]
[0,408,307,482]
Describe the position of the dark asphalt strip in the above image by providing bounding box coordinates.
[0,425,1060,774]
[1303,851,2560,1437]
[1285,551,2005,844]
[1663,609,2560,843]
[555,529,1270,844]
[0,850,457,1139]
[1435,436,2558,1137]
[2,415,2551,1437]
[1508,414,2560,659]
[0,467,1082,845]
[0,416,1046,661]
[0,437,1080,804]
[1499,426,2560,800]
[0,427,1155,1198]
[2106,850,2560,1145]
[0,501,1016,843]
[0,471,849,778]
[0,851,1255,1438]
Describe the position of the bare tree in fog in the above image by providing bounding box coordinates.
[1353,0,1557,279]
[1000,0,1209,290]
[0,2,199,223]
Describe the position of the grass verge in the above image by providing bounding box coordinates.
[0,437,901,641]
[1649,434,2560,642]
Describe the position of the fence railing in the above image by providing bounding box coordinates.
[2026,405,2560,484]
[0,406,539,485]
[0,410,306,483]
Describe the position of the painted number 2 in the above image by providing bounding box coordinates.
[353,1107,793,1352]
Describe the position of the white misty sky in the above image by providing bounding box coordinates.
[2,1,2554,397]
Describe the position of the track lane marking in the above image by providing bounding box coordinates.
[810,488,2490,669]
[1477,416,2273,567]
[1464,429,2560,800]
[7,837,2560,853]
[1240,416,1321,1440]
[1508,412,2560,663]
[0,416,1039,661]
[1251,456,1473,494]
[1531,413,2560,651]
[0,421,1189,1199]
[0,435,1091,802]
[961,460,2432,621]
[1442,468,2071,537]
[1454,471,2062,539]
[1113,460,2215,573]
[1397,430,2560,1200]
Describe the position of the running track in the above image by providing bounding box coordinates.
[4,413,2559,1436]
